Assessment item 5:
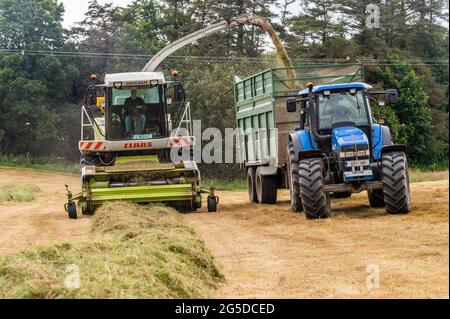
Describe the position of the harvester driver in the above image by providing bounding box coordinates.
[122,88,146,136]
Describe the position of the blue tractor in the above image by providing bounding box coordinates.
[286,82,411,219]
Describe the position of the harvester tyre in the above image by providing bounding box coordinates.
[247,167,258,203]
[255,167,277,204]
[298,158,331,219]
[66,202,77,219]
[368,189,385,207]
[207,196,218,212]
[287,142,302,212]
[381,151,411,214]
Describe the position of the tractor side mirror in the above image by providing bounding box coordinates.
[286,98,297,113]
[387,89,398,104]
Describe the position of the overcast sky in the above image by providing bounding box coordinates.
[59,0,134,28]
[58,0,298,28]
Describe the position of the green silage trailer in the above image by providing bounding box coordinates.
[234,63,364,204]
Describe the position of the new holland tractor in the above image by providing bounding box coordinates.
[285,82,411,219]
[64,71,218,218]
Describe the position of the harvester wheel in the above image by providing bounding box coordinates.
[287,142,302,212]
[381,151,411,214]
[207,195,218,212]
[255,167,277,204]
[81,202,95,215]
[66,202,77,219]
[298,158,331,219]
[247,167,258,203]
[368,189,385,207]
[171,201,196,213]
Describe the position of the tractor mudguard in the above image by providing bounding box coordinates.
[289,130,317,162]
[381,144,407,155]
[372,124,393,160]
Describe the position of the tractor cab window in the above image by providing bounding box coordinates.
[108,86,166,140]
[317,90,369,129]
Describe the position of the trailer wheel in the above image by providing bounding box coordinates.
[382,151,411,214]
[287,142,302,212]
[298,158,331,219]
[255,167,277,204]
[247,167,258,203]
[207,195,218,212]
[66,202,77,219]
[368,189,384,207]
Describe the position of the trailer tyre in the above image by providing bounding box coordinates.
[287,142,302,212]
[368,189,385,207]
[247,167,258,203]
[298,158,331,219]
[381,151,411,214]
[255,167,277,204]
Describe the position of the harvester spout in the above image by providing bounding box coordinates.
[142,14,274,72]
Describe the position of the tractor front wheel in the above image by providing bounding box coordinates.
[298,158,331,219]
[381,151,411,214]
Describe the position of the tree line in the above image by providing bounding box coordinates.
[0,0,448,176]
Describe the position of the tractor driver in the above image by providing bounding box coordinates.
[329,95,354,124]
[122,88,146,136]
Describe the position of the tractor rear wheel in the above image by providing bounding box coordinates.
[247,167,258,203]
[381,151,411,214]
[368,189,385,207]
[255,167,277,204]
[298,158,331,219]
[287,142,302,212]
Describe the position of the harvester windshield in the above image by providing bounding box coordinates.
[107,85,167,140]
[318,90,369,129]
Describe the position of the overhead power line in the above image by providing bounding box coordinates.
[0,48,448,65]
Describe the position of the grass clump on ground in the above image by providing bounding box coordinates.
[0,202,223,298]
[0,183,41,203]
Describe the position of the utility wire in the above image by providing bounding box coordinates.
[0,48,448,65]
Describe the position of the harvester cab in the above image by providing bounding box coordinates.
[65,72,218,219]
[286,82,411,219]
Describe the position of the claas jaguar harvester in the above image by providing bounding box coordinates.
[65,14,276,219]
[64,71,218,219]
[235,63,411,219]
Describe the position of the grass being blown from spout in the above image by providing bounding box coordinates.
[0,202,223,298]
[266,26,301,89]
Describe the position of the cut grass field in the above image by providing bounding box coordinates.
[0,202,223,298]
[0,183,41,203]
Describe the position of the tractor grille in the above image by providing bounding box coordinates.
[339,144,372,181]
